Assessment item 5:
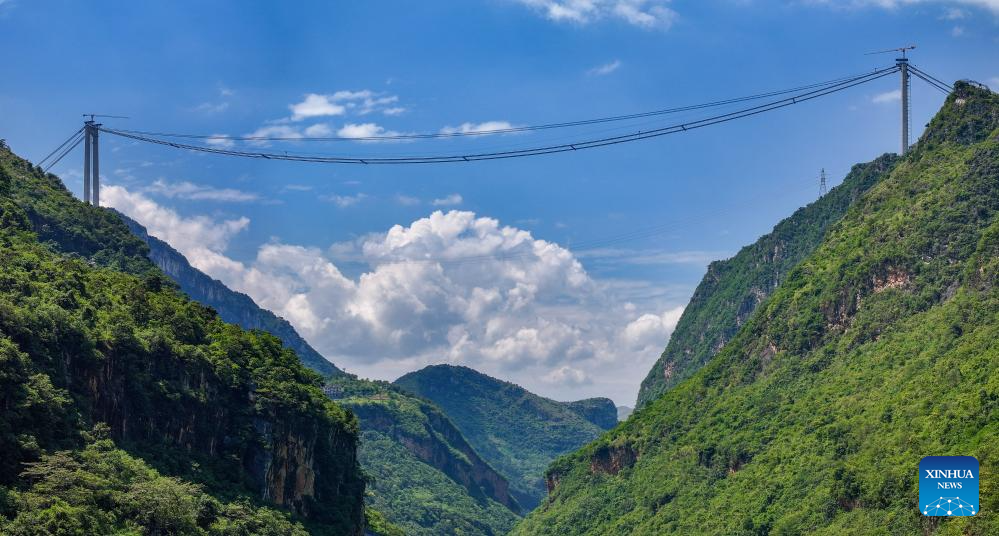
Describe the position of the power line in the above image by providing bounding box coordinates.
[106,67,899,143]
[98,67,899,165]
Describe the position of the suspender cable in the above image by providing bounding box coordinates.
[98,67,899,165]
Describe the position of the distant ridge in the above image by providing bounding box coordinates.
[395,364,617,510]
[120,214,342,378]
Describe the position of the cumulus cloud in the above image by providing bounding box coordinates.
[431,193,463,206]
[337,123,403,139]
[289,94,347,121]
[620,307,684,351]
[100,185,249,276]
[872,89,901,103]
[440,121,516,135]
[587,59,621,76]
[106,191,684,402]
[288,90,402,121]
[544,365,591,386]
[304,123,333,137]
[516,0,678,28]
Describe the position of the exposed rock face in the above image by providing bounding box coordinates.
[350,399,519,513]
[75,338,362,524]
[565,397,619,430]
[120,214,342,378]
[394,364,616,511]
[636,153,898,409]
[588,443,638,476]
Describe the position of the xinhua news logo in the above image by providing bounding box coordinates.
[919,456,979,517]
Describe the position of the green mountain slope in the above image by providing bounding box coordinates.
[120,214,342,378]
[327,376,520,536]
[0,144,366,534]
[636,153,897,409]
[394,365,617,511]
[512,82,999,535]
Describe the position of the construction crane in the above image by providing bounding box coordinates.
[865,46,916,155]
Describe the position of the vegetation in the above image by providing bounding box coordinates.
[394,364,617,510]
[512,82,999,535]
[330,376,520,536]
[0,145,366,534]
[121,214,342,378]
[636,152,898,409]
[0,427,311,535]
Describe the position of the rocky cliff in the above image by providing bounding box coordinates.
[120,214,342,378]
[635,152,897,409]
[0,145,366,534]
[513,81,999,536]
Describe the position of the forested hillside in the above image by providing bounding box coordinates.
[0,144,367,534]
[121,214,342,378]
[395,365,617,511]
[512,81,999,535]
[636,152,898,409]
[327,376,521,536]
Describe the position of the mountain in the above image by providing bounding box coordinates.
[119,215,342,378]
[0,144,367,534]
[394,364,617,511]
[110,186,518,534]
[512,82,999,535]
[326,376,520,536]
[635,152,898,409]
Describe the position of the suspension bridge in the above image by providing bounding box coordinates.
[36,53,957,208]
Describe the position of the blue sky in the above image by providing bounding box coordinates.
[2,0,997,405]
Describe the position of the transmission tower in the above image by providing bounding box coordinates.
[820,168,827,197]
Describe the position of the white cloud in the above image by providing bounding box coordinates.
[111,195,682,403]
[431,193,463,206]
[988,77,999,90]
[951,25,965,36]
[395,194,421,206]
[288,90,402,121]
[543,365,591,386]
[304,123,333,137]
[145,179,259,203]
[101,185,249,276]
[872,89,902,103]
[440,121,516,135]
[204,134,235,149]
[336,123,404,140]
[942,6,967,17]
[289,94,347,121]
[245,124,303,142]
[516,0,678,28]
[587,59,621,76]
[620,307,684,351]
[322,193,368,208]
